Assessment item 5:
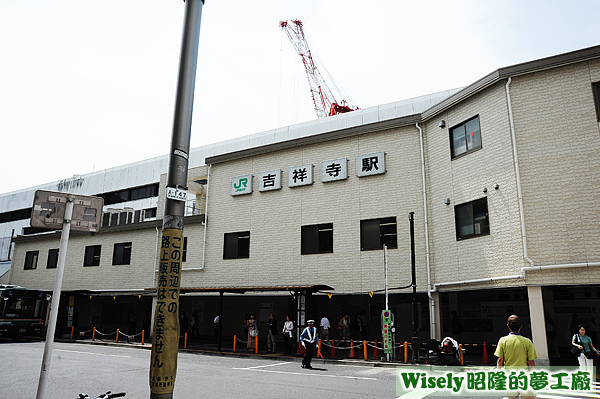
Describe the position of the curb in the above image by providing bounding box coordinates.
[56,339,405,368]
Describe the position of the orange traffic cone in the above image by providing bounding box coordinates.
[349,339,356,358]
[296,340,305,356]
[330,339,336,358]
[373,340,380,360]
[480,342,491,364]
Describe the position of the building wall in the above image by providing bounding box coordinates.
[509,58,600,286]
[201,129,430,294]
[6,52,600,296]
[9,223,205,292]
[424,80,525,290]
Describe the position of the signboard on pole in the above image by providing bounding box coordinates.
[381,310,394,354]
[31,190,103,233]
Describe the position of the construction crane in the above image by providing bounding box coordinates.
[280,19,359,118]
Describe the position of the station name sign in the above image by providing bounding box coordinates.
[231,151,386,196]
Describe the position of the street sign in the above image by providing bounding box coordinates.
[381,310,394,354]
[166,187,188,202]
[31,190,104,233]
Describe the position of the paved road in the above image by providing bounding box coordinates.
[0,341,397,398]
[2,341,598,399]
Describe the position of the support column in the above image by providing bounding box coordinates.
[527,286,549,366]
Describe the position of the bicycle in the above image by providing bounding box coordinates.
[77,391,126,399]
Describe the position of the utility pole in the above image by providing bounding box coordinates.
[149,1,204,398]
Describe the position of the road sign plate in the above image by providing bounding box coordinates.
[31,190,104,232]
[166,187,187,202]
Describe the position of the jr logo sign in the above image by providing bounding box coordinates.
[231,175,253,196]
[234,178,247,191]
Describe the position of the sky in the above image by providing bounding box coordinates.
[1,0,598,194]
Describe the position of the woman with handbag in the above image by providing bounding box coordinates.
[572,324,600,370]
[247,313,257,351]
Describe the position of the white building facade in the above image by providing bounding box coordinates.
[3,45,600,365]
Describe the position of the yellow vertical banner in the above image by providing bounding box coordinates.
[150,228,183,395]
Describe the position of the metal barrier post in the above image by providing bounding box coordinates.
[363,341,368,360]
[70,326,74,340]
[142,330,145,345]
[116,329,120,343]
[92,327,96,341]
[233,335,236,352]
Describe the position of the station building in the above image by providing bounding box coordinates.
[2,45,600,364]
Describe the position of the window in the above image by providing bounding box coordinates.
[112,242,132,265]
[455,198,489,240]
[223,231,250,259]
[144,208,157,219]
[102,212,111,227]
[84,245,101,266]
[301,223,333,254]
[593,82,600,121]
[182,237,188,262]
[450,116,481,158]
[24,251,39,270]
[360,217,397,251]
[47,249,59,269]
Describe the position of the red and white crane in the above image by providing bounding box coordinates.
[280,19,359,118]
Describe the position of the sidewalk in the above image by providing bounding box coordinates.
[58,335,491,369]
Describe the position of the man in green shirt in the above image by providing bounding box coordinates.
[495,315,537,399]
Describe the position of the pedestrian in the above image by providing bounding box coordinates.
[266,313,278,353]
[338,313,350,344]
[213,312,221,343]
[244,314,249,338]
[190,311,199,339]
[355,313,367,341]
[127,311,137,343]
[300,319,319,369]
[319,313,330,341]
[572,324,600,371]
[282,315,294,355]
[247,313,257,351]
[179,311,189,346]
[494,315,537,399]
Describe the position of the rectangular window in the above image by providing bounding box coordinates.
[450,116,481,158]
[301,223,333,254]
[84,245,102,266]
[102,212,111,227]
[24,251,39,270]
[360,217,397,251]
[47,249,59,269]
[182,237,188,262]
[144,208,157,219]
[223,231,250,259]
[112,242,132,265]
[455,198,489,240]
[593,82,600,121]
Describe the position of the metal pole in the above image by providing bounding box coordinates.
[409,212,416,337]
[217,291,223,351]
[150,1,204,398]
[384,244,389,311]
[383,244,390,361]
[409,212,419,362]
[36,197,74,399]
